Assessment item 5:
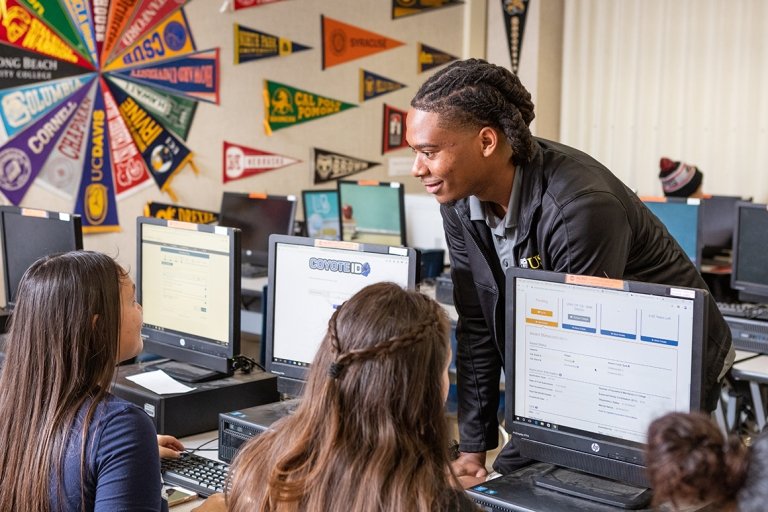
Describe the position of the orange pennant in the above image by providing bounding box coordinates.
[321,15,404,69]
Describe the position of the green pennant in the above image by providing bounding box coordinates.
[19,0,94,67]
[263,80,356,134]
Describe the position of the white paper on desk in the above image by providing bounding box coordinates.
[126,370,197,394]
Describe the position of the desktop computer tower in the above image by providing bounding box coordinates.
[111,363,280,438]
[218,399,300,463]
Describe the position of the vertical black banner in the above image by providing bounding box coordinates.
[502,0,530,73]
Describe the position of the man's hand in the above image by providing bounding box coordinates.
[451,451,488,478]
[157,434,185,459]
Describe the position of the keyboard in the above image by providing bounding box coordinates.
[717,302,768,320]
[161,451,229,497]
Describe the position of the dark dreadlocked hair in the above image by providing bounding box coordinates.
[411,58,536,166]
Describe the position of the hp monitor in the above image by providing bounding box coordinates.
[643,197,703,268]
[337,180,406,246]
[264,235,418,395]
[136,217,241,381]
[731,202,768,303]
[301,189,340,240]
[507,268,706,505]
[0,206,83,310]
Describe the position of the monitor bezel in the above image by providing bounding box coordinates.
[264,234,418,395]
[505,267,706,488]
[135,216,241,375]
[699,195,746,253]
[731,201,768,301]
[337,179,407,247]
[0,206,83,310]
[642,197,704,269]
[301,189,341,240]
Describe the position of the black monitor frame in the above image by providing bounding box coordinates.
[264,234,418,396]
[301,188,340,240]
[731,201,768,302]
[505,268,706,491]
[337,179,407,247]
[0,206,83,310]
[136,216,241,379]
[699,195,746,258]
[643,197,704,269]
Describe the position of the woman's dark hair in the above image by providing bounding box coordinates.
[0,251,127,512]
[646,412,749,510]
[738,432,768,512]
[411,58,536,166]
[227,282,457,511]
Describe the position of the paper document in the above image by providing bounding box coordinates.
[126,370,197,394]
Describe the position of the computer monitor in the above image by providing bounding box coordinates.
[643,197,703,268]
[699,195,746,258]
[264,235,418,395]
[404,193,449,266]
[337,180,406,246]
[217,192,297,269]
[0,206,83,309]
[136,217,241,381]
[506,268,706,505]
[731,202,768,303]
[301,189,340,240]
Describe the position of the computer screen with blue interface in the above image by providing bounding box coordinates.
[337,180,406,246]
[643,199,702,267]
[265,235,417,394]
[302,189,340,240]
[507,268,705,492]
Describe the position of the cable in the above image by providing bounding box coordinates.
[232,354,266,374]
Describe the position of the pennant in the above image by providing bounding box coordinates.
[106,8,196,71]
[312,147,379,184]
[0,44,88,90]
[392,0,464,19]
[101,0,141,67]
[101,77,152,199]
[0,74,92,144]
[382,104,408,154]
[417,42,458,73]
[501,0,529,73]
[36,80,97,200]
[233,0,286,10]
[223,141,300,183]
[263,80,356,134]
[60,0,98,66]
[360,69,406,102]
[0,0,94,69]
[234,23,310,64]
[0,79,92,205]
[107,80,195,199]
[112,48,220,104]
[18,0,93,65]
[74,80,120,233]
[107,76,196,140]
[321,15,404,70]
[106,0,194,65]
[144,200,219,224]
[89,0,107,57]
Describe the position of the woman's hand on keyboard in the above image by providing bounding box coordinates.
[192,492,226,511]
[158,435,185,459]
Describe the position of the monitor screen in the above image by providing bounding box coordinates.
[731,202,768,302]
[699,195,745,256]
[302,189,340,240]
[507,268,705,488]
[404,193,449,265]
[0,206,83,309]
[338,180,406,246]
[136,217,241,378]
[643,198,702,267]
[218,192,296,266]
[264,235,418,395]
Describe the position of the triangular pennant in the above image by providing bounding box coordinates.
[18,0,94,66]
[0,74,93,144]
[36,80,97,200]
[104,0,194,66]
[391,0,464,19]
[233,0,287,10]
[101,77,153,199]
[312,147,379,184]
[234,24,310,64]
[110,48,220,104]
[0,78,93,205]
[88,0,107,58]
[360,69,406,102]
[101,0,142,68]
[106,79,195,197]
[60,0,99,66]
[74,79,120,233]
[417,42,458,73]
[502,0,529,73]
[105,8,196,71]
[144,200,219,224]
[0,44,89,90]
[0,0,94,69]
[263,80,356,134]
[382,104,408,154]
[321,15,404,70]
[223,141,301,183]
[107,76,197,140]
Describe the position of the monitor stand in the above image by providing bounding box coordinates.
[532,466,652,510]
[149,359,230,383]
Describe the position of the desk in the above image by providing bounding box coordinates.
[730,354,768,432]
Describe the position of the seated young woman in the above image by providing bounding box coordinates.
[194,281,478,511]
[0,251,183,511]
